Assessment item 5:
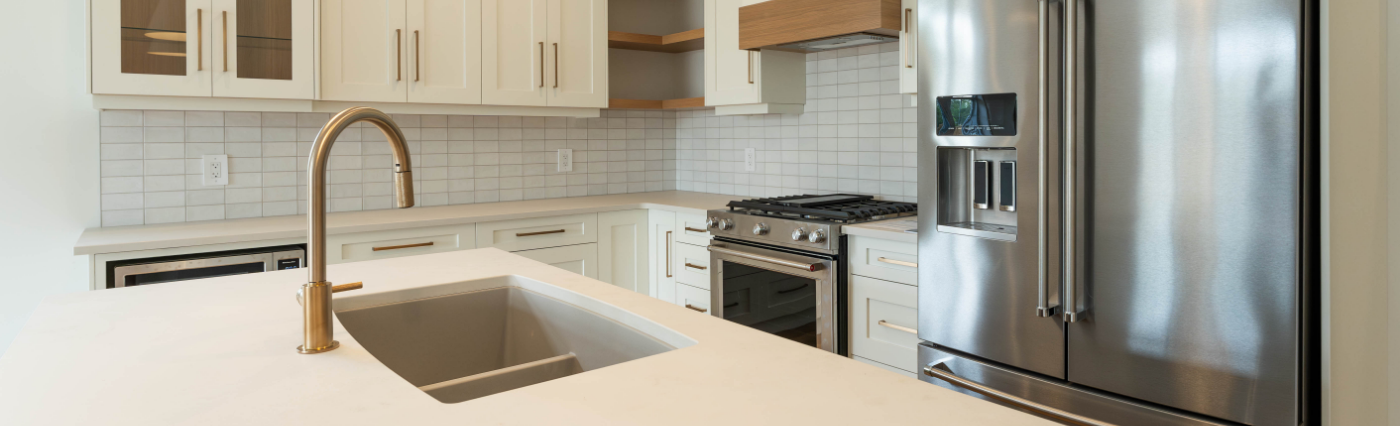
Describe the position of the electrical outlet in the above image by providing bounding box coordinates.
[202,154,228,186]
[744,148,757,172]
[557,149,573,172]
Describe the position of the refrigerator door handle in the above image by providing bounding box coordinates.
[1036,0,1059,318]
[924,363,1110,426]
[1062,0,1081,323]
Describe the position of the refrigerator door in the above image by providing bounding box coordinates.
[1065,0,1302,424]
[916,0,1065,378]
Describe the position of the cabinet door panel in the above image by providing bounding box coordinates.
[482,0,547,106]
[212,0,314,99]
[94,0,213,96]
[407,0,482,104]
[321,0,407,102]
[898,0,917,94]
[598,210,648,294]
[704,0,758,105]
[545,0,606,107]
[650,210,677,302]
[515,243,597,279]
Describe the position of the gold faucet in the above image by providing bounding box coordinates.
[298,107,415,354]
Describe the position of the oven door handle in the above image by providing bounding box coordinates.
[706,245,822,272]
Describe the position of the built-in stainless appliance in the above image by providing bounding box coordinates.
[915,0,1319,425]
[707,194,916,354]
[107,245,305,289]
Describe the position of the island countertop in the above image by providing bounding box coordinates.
[0,248,1050,426]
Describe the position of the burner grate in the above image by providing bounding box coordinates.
[727,194,917,223]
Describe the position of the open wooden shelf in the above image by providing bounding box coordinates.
[608,29,705,53]
[609,97,706,110]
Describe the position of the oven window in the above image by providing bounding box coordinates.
[721,263,819,348]
[124,262,267,287]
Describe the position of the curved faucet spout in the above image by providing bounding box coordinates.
[299,107,415,354]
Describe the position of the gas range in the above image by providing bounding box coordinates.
[706,194,918,254]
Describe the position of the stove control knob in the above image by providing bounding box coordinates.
[706,217,719,229]
[717,219,734,231]
[752,223,770,235]
[807,229,827,243]
[791,228,808,241]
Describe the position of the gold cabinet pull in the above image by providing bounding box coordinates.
[221,11,228,72]
[396,29,402,81]
[372,242,434,251]
[877,320,917,334]
[683,227,708,233]
[877,257,918,268]
[517,229,566,237]
[665,231,673,278]
[747,51,754,84]
[685,304,708,313]
[684,262,707,270]
[552,42,559,88]
[197,9,203,71]
[414,30,420,82]
[904,8,913,68]
[538,42,544,88]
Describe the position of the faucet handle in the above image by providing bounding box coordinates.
[332,282,363,293]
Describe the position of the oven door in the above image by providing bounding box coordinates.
[708,238,839,353]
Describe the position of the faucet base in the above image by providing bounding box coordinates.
[297,340,340,354]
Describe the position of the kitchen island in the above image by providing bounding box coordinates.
[0,248,1051,425]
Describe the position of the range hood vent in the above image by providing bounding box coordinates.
[740,0,902,52]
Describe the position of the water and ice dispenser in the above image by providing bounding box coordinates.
[933,93,1021,242]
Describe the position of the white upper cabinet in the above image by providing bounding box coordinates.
[407,0,483,104]
[545,0,607,107]
[481,0,548,106]
[211,0,315,99]
[899,0,917,95]
[704,0,804,115]
[93,0,214,97]
[321,0,408,102]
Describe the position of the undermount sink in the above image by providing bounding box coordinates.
[334,275,693,404]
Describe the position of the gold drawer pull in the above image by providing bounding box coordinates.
[685,262,708,270]
[684,227,708,233]
[685,304,708,313]
[877,320,917,334]
[877,257,918,268]
[517,229,566,237]
[372,242,434,252]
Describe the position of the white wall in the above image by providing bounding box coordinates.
[0,0,101,354]
[1323,0,1392,423]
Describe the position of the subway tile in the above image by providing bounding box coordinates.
[101,110,142,126]
[103,210,144,227]
[144,111,184,126]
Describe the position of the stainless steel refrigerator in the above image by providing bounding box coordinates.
[913,0,1319,424]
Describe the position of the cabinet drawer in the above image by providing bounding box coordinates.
[513,243,598,279]
[477,213,598,252]
[328,224,477,264]
[675,212,713,246]
[674,242,711,290]
[854,356,917,379]
[849,236,918,286]
[850,275,919,373]
[676,282,712,314]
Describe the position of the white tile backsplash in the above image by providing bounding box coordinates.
[99,109,679,226]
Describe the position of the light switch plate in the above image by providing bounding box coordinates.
[744,148,757,172]
[202,154,228,186]
[557,149,573,172]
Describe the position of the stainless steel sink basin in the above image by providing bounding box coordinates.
[334,275,692,403]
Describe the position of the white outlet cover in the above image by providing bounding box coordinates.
[744,148,757,172]
[557,149,573,172]
[202,154,229,186]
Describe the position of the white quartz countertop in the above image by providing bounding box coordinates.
[74,191,740,255]
[0,248,1049,426]
[843,216,919,244]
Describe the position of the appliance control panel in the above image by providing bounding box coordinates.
[706,210,835,252]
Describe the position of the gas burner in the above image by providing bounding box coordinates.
[726,194,917,224]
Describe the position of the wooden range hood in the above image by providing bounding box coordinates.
[739,0,902,51]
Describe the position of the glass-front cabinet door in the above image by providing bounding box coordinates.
[92,0,312,99]
[93,0,213,96]
[211,0,314,99]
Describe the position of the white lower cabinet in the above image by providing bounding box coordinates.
[676,283,712,315]
[326,223,477,264]
[477,213,598,251]
[849,236,919,285]
[650,210,677,302]
[514,243,598,279]
[850,275,919,374]
[674,242,711,290]
[597,210,650,294]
